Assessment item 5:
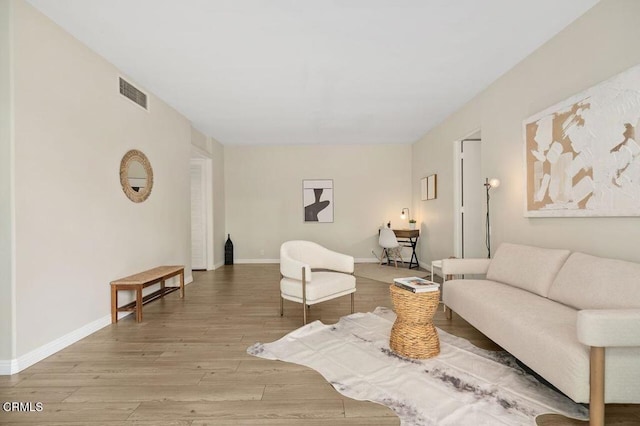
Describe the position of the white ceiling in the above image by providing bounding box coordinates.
[27,0,599,146]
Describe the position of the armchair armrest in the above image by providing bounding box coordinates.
[577,309,640,347]
[316,248,354,274]
[441,258,491,276]
[279,241,354,280]
[280,253,312,281]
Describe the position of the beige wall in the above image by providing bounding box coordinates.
[413,0,640,265]
[0,0,15,362]
[225,144,412,260]
[10,0,192,362]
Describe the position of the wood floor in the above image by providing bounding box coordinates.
[1,264,638,425]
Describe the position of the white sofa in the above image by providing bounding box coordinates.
[441,243,640,426]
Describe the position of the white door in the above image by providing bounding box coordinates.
[454,138,485,258]
[190,160,207,270]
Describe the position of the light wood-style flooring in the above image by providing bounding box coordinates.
[1,264,638,425]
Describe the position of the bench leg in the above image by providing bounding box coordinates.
[179,270,185,298]
[111,286,118,324]
[590,346,605,426]
[136,287,143,322]
[160,280,165,298]
[445,305,452,320]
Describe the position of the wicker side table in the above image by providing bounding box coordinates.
[389,284,440,359]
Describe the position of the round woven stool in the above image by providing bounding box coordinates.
[389,284,440,359]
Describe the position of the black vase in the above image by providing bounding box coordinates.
[224,234,234,265]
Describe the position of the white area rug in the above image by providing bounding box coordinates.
[248,307,589,426]
[354,263,430,283]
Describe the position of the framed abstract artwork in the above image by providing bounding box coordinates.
[523,64,640,217]
[303,179,333,222]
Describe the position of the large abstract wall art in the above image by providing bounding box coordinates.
[303,179,334,223]
[524,64,640,217]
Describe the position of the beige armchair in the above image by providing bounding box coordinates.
[280,240,356,325]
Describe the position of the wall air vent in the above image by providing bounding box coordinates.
[119,77,148,109]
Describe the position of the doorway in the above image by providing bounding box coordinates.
[190,150,214,270]
[453,133,484,259]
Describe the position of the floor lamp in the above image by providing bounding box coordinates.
[484,177,500,258]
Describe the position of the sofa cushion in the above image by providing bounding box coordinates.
[549,252,640,310]
[486,243,571,297]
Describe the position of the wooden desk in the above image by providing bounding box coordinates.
[393,229,420,269]
[110,265,184,323]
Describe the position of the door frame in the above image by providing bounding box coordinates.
[453,129,482,259]
[191,146,214,270]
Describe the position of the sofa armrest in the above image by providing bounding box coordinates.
[577,309,640,347]
[441,258,491,276]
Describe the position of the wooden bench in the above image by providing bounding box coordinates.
[110,265,185,323]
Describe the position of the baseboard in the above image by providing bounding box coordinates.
[0,313,116,375]
[358,257,431,269]
[355,257,380,263]
[0,359,19,376]
[422,259,431,271]
[235,258,280,264]
[212,261,225,270]
[236,258,386,264]
[0,274,194,376]
[237,258,384,264]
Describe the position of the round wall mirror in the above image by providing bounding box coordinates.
[120,149,153,203]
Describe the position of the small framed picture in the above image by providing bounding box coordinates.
[420,177,428,201]
[427,174,437,200]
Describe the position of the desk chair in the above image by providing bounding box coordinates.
[379,227,404,267]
